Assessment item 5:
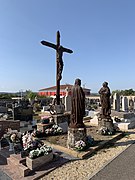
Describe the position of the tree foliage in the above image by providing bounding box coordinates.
[112,89,135,96]
[25,90,38,100]
[0,93,16,99]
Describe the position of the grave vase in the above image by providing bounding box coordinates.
[9,142,14,151]
[26,152,53,170]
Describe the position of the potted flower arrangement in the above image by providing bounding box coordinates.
[28,144,52,159]
[26,144,53,170]
[22,131,43,151]
[74,140,86,151]
[44,124,63,136]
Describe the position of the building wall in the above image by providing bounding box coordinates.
[38,85,90,97]
[38,91,67,97]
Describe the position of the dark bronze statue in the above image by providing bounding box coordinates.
[57,45,64,81]
[69,79,85,128]
[41,31,73,105]
[98,82,111,119]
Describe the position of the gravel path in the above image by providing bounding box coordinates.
[40,130,135,180]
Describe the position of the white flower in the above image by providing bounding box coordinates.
[28,144,52,159]
[75,140,86,150]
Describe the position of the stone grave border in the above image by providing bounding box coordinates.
[43,132,124,159]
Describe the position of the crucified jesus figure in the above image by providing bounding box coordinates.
[57,45,65,81]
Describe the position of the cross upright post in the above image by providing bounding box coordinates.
[56,31,60,105]
[41,31,73,105]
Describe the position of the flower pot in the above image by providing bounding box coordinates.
[9,142,14,151]
[26,152,53,170]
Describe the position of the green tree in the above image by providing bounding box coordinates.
[112,90,121,95]
[25,90,38,100]
[112,89,135,96]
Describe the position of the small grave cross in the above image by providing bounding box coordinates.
[41,31,73,105]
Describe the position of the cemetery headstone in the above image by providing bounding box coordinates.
[113,93,120,111]
[121,96,128,112]
[65,87,71,112]
[129,97,134,112]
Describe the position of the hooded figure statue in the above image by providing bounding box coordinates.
[98,81,111,119]
[69,78,85,128]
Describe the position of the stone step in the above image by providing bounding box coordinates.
[7,154,26,166]
[6,156,31,178]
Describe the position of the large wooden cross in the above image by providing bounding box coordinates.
[41,31,73,105]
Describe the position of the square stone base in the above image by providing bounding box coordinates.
[67,127,87,148]
[52,113,70,124]
[52,113,70,133]
[59,122,68,133]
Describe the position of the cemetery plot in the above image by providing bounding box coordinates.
[42,125,124,159]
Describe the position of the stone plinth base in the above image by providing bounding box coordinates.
[52,113,70,124]
[52,114,70,133]
[98,118,115,135]
[67,127,87,148]
[59,121,68,133]
[26,152,53,170]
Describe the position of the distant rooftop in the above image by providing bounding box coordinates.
[39,84,90,91]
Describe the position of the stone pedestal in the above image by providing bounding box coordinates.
[52,113,70,124]
[98,118,115,135]
[67,127,87,148]
[52,113,70,133]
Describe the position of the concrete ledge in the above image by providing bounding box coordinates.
[18,164,31,177]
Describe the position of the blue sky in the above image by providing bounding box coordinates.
[0,0,135,93]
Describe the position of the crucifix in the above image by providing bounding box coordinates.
[41,31,73,105]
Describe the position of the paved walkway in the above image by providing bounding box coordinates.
[89,142,135,180]
[0,170,12,180]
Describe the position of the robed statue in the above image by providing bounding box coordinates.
[98,82,111,119]
[69,79,85,128]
